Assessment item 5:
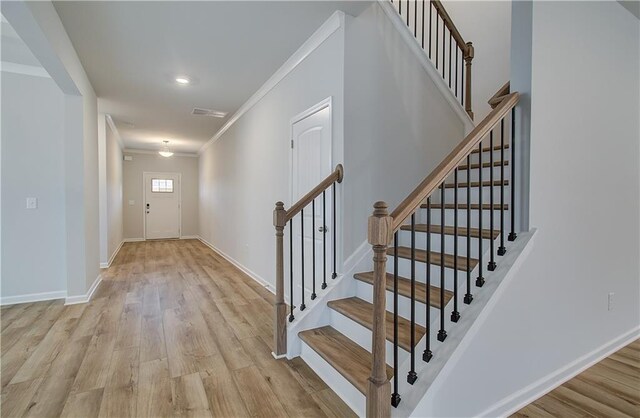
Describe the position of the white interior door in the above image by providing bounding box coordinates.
[291,103,332,301]
[144,172,180,239]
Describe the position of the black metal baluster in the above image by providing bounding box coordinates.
[312,200,317,299]
[322,191,327,289]
[455,46,459,98]
[435,14,439,69]
[464,155,473,304]
[332,184,337,280]
[488,131,496,271]
[406,0,410,26]
[461,51,465,107]
[421,0,425,48]
[408,213,417,384]
[437,184,447,342]
[414,0,417,38]
[498,119,507,256]
[451,169,460,322]
[399,0,402,20]
[423,197,433,362]
[289,222,295,321]
[476,141,485,287]
[428,1,432,59]
[509,108,517,241]
[391,232,401,407]
[441,20,445,79]
[300,210,306,310]
[448,33,452,88]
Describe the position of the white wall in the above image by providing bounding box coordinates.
[105,121,123,262]
[343,2,467,257]
[199,14,345,289]
[123,152,199,239]
[3,0,101,299]
[413,2,640,416]
[442,0,511,121]
[1,71,67,302]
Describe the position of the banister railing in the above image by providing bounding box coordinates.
[488,81,511,109]
[273,164,343,356]
[366,90,519,415]
[390,0,475,119]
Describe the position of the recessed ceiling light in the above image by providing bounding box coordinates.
[175,76,190,85]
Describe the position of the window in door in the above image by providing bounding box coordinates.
[151,178,174,193]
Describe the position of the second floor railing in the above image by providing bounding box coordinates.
[273,164,344,356]
[390,0,475,119]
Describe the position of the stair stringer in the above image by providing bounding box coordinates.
[285,239,372,359]
[392,229,537,417]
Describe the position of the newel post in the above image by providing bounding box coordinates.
[366,202,393,418]
[273,201,287,357]
[464,41,475,120]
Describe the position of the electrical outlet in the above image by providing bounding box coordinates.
[608,292,615,311]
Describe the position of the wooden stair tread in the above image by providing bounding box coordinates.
[421,203,509,210]
[387,246,478,271]
[327,297,425,352]
[353,271,453,309]
[458,160,509,170]
[444,180,509,189]
[299,326,393,395]
[400,224,499,240]
[470,143,510,154]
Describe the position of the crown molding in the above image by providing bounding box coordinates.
[123,148,198,158]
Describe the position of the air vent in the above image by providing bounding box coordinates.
[191,108,227,118]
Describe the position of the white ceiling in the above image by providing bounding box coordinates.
[53,1,371,154]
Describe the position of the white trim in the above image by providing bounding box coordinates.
[377,0,475,133]
[64,274,102,305]
[0,290,66,306]
[179,235,199,240]
[0,61,50,78]
[143,172,182,240]
[483,326,640,417]
[105,114,124,150]
[197,236,275,294]
[198,10,345,155]
[100,240,124,269]
[123,148,198,158]
[123,237,145,242]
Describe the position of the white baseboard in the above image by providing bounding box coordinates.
[123,238,145,242]
[197,236,275,294]
[482,325,640,417]
[65,274,102,305]
[180,235,199,240]
[0,290,67,306]
[100,240,124,269]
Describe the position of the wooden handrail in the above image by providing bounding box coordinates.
[390,92,519,232]
[284,164,343,224]
[432,0,467,51]
[488,81,510,109]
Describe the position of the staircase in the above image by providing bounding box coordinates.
[271,1,522,417]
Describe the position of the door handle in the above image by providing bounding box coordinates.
[318,226,327,233]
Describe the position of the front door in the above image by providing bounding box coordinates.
[144,172,181,239]
[291,102,332,300]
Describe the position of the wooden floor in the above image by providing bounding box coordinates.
[513,339,640,417]
[0,239,355,418]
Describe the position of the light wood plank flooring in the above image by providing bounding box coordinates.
[0,239,355,418]
[513,339,640,417]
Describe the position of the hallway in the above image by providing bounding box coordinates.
[0,240,355,417]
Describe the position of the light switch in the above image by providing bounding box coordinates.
[26,197,38,209]
[129,200,135,206]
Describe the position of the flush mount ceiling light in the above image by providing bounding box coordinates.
[175,76,191,85]
[159,140,174,157]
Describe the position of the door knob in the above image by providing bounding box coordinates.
[318,226,327,233]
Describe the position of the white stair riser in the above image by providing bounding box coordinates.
[397,230,494,256]
[329,309,410,368]
[443,186,511,204]
[300,341,366,417]
[355,281,437,329]
[385,258,476,291]
[426,208,511,229]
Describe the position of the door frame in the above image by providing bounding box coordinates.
[289,96,333,207]
[142,171,182,240]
